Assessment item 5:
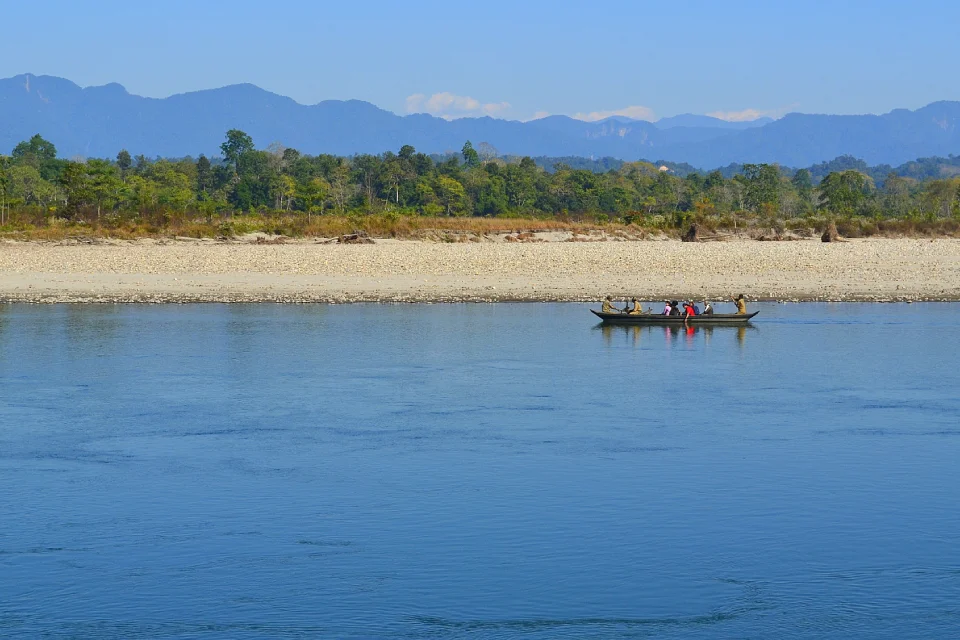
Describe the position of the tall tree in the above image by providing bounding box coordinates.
[330,161,352,214]
[61,162,93,216]
[116,149,132,178]
[133,154,151,175]
[882,173,912,217]
[381,157,405,204]
[351,154,380,208]
[435,175,466,215]
[7,165,46,206]
[0,156,9,224]
[505,163,536,210]
[477,142,499,161]
[196,154,212,198]
[461,141,480,168]
[739,164,780,212]
[790,168,813,212]
[921,179,959,218]
[273,175,296,210]
[220,129,255,172]
[12,134,57,165]
[818,170,871,214]
[86,159,123,220]
[12,134,61,180]
[297,176,330,221]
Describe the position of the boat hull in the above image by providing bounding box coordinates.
[591,310,758,324]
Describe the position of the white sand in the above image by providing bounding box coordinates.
[1,238,958,303]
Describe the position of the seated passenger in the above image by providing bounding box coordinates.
[683,301,697,317]
[732,294,747,315]
[627,298,643,315]
[702,301,714,315]
[662,301,673,315]
[669,301,683,316]
[601,296,620,314]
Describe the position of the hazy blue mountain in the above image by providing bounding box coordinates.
[654,114,773,129]
[667,102,960,168]
[3,74,960,168]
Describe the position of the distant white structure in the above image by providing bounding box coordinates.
[658,165,670,172]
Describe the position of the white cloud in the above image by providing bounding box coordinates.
[572,105,656,122]
[706,104,798,122]
[706,108,768,122]
[406,92,511,119]
[482,101,511,116]
[405,93,427,113]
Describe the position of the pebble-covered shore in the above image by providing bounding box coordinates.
[1,238,958,303]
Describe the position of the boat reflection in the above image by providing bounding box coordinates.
[598,322,755,348]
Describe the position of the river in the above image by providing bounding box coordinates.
[1,303,958,638]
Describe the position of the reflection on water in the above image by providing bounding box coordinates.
[1,302,959,639]
[599,322,754,349]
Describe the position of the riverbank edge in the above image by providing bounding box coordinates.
[3,292,958,304]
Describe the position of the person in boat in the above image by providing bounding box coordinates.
[601,296,621,314]
[702,301,714,315]
[669,301,683,316]
[732,294,747,315]
[627,298,643,315]
[683,301,697,317]
[662,301,673,315]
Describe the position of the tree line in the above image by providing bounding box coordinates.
[1,130,959,227]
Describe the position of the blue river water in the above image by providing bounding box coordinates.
[1,302,958,639]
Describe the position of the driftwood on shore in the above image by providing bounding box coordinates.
[681,224,702,242]
[680,223,738,242]
[324,232,375,245]
[821,222,843,242]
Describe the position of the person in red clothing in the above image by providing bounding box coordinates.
[683,301,697,317]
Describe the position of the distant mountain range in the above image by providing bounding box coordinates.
[3,73,960,168]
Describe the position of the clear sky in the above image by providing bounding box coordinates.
[4,0,960,122]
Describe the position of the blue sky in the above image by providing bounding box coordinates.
[3,0,960,122]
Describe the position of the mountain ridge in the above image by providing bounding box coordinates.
[3,73,960,168]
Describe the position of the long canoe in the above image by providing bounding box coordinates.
[591,310,758,324]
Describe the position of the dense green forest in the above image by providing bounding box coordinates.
[1,131,959,235]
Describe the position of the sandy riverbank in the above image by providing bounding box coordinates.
[1,237,958,303]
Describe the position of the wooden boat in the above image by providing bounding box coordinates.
[591,310,758,324]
